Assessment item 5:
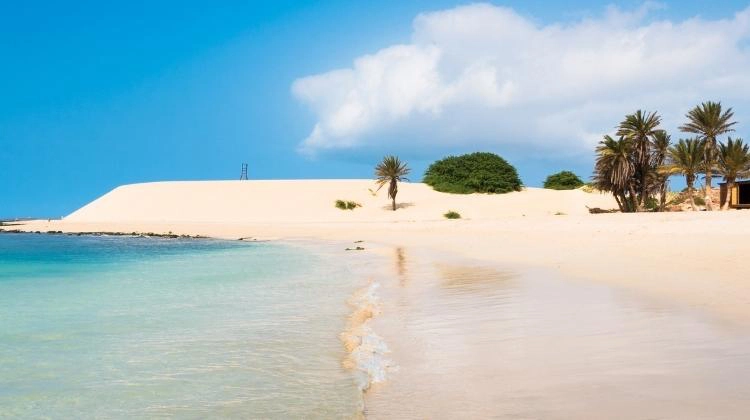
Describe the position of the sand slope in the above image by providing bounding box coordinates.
[65,180,617,223]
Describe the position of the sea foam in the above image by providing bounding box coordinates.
[341,281,395,391]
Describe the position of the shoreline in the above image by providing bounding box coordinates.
[13,209,750,324]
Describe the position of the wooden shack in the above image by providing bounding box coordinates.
[719,180,750,209]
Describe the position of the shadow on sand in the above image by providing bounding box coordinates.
[381,202,415,211]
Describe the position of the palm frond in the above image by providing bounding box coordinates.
[718,137,750,181]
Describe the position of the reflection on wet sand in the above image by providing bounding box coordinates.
[395,247,407,286]
[365,248,750,419]
[437,264,514,291]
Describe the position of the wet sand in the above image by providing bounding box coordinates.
[364,247,750,419]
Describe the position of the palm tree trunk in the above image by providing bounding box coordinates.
[659,181,667,212]
[628,183,639,212]
[705,142,714,211]
[390,179,397,211]
[640,169,648,210]
[622,192,631,212]
[705,170,714,211]
[613,194,624,212]
[723,180,734,211]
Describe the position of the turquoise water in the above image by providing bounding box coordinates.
[0,234,363,418]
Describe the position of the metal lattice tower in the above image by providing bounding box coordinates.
[240,163,248,180]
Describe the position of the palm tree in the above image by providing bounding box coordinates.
[593,135,636,212]
[718,137,750,210]
[651,130,671,211]
[375,155,410,211]
[661,138,705,211]
[617,110,662,209]
[679,101,737,210]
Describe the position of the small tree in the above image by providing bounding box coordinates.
[375,155,410,211]
[543,171,584,190]
[423,152,522,194]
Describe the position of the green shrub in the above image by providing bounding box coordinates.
[444,211,461,219]
[335,200,361,210]
[543,171,584,190]
[423,152,522,194]
[645,197,659,211]
[693,196,706,206]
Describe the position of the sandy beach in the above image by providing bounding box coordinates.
[13,180,750,322]
[10,179,750,417]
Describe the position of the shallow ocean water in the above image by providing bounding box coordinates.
[0,234,364,418]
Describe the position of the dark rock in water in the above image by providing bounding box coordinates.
[345,246,365,251]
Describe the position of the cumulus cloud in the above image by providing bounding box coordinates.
[292,3,750,157]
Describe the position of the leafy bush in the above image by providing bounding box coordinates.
[543,171,584,190]
[423,152,522,194]
[693,196,706,206]
[645,197,659,211]
[335,200,361,210]
[444,211,461,219]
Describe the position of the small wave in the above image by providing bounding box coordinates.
[341,282,395,392]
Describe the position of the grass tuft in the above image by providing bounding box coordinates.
[444,210,461,219]
[335,200,361,210]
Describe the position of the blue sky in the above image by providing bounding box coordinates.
[2,1,750,217]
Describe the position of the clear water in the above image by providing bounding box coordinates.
[0,234,363,418]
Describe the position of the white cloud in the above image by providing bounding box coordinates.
[292,3,750,157]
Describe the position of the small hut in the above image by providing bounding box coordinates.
[719,180,750,209]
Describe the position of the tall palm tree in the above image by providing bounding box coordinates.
[375,155,410,211]
[593,135,636,212]
[679,101,737,210]
[651,130,671,211]
[617,110,662,209]
[661,138,705,211]
[718,137,750,210]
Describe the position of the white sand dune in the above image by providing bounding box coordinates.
[64,180,617,223]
